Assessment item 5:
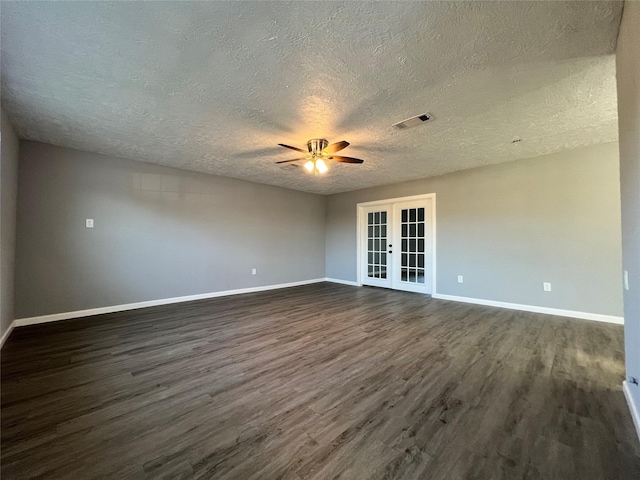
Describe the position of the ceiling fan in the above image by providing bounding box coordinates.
[276,139,364,174]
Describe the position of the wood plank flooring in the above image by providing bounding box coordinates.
[2,282,639,479]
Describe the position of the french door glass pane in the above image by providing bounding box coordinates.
[400,207,426,284]
[367,209,388,280]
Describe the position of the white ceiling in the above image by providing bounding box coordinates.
[1,1,623,195]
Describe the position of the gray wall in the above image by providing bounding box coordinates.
[1,108,20,338]
[326,142,623,316]
[11,139,627,321]
[15,142,326,318]
[617,1,640,401]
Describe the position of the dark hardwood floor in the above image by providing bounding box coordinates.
[2,282,639,479]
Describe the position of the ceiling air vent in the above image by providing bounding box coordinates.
[393,113,432,130]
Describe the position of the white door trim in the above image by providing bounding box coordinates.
[356,193,437,294]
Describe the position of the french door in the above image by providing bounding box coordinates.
[359,195,434,294]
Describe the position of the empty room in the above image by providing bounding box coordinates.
[1,1,639,479]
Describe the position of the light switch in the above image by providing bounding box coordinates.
[86,219,94,228]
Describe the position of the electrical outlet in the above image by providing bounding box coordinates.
[543,282,551,292]
[85,219,94,228]
[252,268,257,275]
[457,275,463,283]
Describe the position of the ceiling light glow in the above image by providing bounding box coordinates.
[316,158,328,173]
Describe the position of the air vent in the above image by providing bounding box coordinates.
[393,113,432,130]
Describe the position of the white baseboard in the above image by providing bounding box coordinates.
[6,280,623,346]
[431,293,624,325]
[13,278,326,328]
[0,320,16,349]
[623,381,640,443]
[325,277,360,287]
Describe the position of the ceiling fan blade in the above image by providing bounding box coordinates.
[276,157,309,164]
[278,143,308,154]
[322,140,349,154]
[328,155,364,164]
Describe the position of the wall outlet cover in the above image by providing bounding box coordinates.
[85,219,94,228]
[543,282,551,292]
[457,275,463,283]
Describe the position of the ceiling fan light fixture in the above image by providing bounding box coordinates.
[315,158,328,173]
[276,139,363,174]
[303,158,328,175]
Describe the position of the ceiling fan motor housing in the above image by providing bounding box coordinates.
[307,138,329,155]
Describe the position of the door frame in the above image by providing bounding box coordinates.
[356,193,437,294]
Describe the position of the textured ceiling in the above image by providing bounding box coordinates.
[1,1,623,195]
